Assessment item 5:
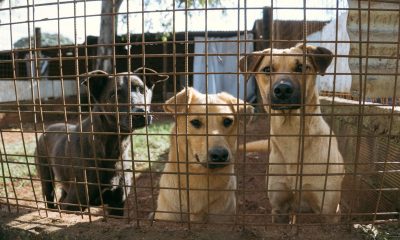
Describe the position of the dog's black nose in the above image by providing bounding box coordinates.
[207,147,230,169]
[132,108,145,113]
[273,81,294,100]
[131,108,147,129]
[271,79,301,110]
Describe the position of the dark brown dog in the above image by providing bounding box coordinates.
[35,68,168,216]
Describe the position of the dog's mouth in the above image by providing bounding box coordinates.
[271,104,301,110]
[270,79,301,110]
[270,93,301,110]
[131,114,152,128]
[119,114,152,132]
[194,153,230,169]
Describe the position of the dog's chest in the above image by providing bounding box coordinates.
[270,136,316,164]
[271,136,301,163]
[271,134,335,178]
[270,115,329,165]
[83,135,124,171]
[105,139,120,159]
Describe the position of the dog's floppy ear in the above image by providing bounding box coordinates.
[82,70,109,102]
[134,67,169,88]
[239,50,268,81]
[164,87,195,114]
[296,44,333,76]
[217,92,254,126]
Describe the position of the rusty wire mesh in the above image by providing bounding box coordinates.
[0,0,399,235]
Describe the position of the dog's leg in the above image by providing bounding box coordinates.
[208,193,236,223]
[103,172,132,216]
[268,182,294,223]
[155,169,188,222]
[301,183,341,223]
[190,212,206,223]
[105,187,125,216]
[60,183,87,212]
[58,187,67,203]
[36,155,56,209]
[239,139,270,152]
[295,183,322,223]
[155,189,186,222]
[320,188,342,223]
[155,191,178,221]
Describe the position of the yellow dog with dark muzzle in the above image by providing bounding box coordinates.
[239,44,345,223]
[155,88,253,223]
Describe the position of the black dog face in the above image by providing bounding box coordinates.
[83,68,168,132]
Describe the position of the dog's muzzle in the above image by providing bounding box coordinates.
[271,79,301,110]
[131,108,152,129]
[205,146,230,169]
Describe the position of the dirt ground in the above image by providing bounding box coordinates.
[0,116,395,239]
[1,208,373,240]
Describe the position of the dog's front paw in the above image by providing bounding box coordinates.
[272,209,291,224]
[107,208,124,217]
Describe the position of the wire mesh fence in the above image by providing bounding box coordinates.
[0,0,399,237]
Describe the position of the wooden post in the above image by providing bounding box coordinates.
[262,7,272,49]
[162,41,168,101]
[96,0,123,73]
[35,27,41,49]
[34,27,50,100]
[250,7,272,113]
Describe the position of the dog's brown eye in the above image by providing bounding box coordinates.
[223,118,233,127]
[295,64,303,72]
[132,86,145,94]
[263,66,271,73]
[190,119,202,129]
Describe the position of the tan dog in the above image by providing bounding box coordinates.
[239,44,345,223]
[155,87,253,222]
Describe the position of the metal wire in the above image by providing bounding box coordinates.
[0,1,399,234]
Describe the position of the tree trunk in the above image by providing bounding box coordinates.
[96,0,123,73]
